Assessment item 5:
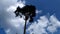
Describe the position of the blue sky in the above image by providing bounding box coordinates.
[0,0,60,34]
[25,0,60,20]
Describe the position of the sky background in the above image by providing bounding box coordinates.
[0,0,60,34]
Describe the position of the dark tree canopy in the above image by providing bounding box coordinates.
[14,5,36,22]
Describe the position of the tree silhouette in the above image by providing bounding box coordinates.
[14,5,36,34]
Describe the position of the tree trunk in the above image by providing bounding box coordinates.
[24,20,27,34]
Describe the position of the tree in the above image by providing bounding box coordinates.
[14,5,36,34]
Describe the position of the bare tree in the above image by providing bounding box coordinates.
[14,5,36,34]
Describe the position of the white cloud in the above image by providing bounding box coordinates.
[0,0,26,34]
[7,18,25,28]
[47,15,60,33]
[27,16,48,34]
[5,29,11,33]
[47,26,57,33]
[27,14,60,34]
[1,0,60,34]
[7,1,25,12]
[5,1,26,34]
[36,10,42,14]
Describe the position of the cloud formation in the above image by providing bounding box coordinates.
[0,0,25,34]
[27,14,60,34]
[0,0,60,34]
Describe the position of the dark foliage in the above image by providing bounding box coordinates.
[14,5,36,34]
[14,5,36,22]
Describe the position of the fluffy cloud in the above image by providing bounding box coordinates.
[5,2,26,34]
[27,14,60,34]
[0,0,25,34]
[0,0,60,34]
[27,16,48,34]
[47,15,60,33]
